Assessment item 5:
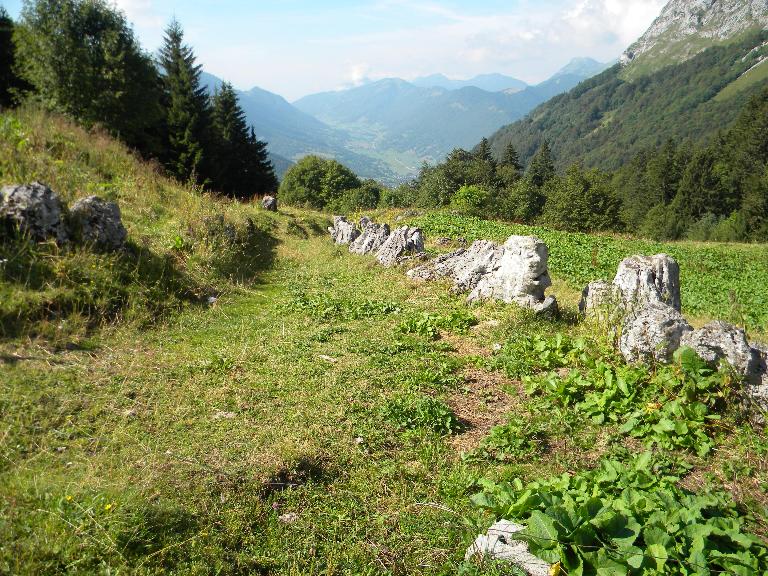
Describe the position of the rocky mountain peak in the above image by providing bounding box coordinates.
[622,0,768,70]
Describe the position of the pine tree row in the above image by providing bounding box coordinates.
[0,1,277,200]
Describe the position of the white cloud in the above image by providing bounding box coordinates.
[110,0,163,30]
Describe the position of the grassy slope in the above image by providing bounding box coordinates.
[1,111,767,574]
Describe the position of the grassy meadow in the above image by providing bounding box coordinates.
[1,108,767,574]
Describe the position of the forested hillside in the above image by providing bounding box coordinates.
[486,31,768,171]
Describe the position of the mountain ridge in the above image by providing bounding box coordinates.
[622,0,768,77]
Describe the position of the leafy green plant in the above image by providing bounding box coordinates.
[470,416,548,462]
[380,393,461,435]
[398,310,477,340]
[472,452,768,575]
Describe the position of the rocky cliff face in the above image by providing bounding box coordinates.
[622,0,768,71]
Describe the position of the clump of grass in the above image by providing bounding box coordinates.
[381,393,462,435]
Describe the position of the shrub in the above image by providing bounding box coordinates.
[381,393,461,435]
[278,155,360,209]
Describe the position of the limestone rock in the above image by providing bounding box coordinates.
[465,520,551,576]
[328,216,360,245]
[375,226,424,267]
[747,342,768,414]
[68,195,127,251]
[533,295,559,316]
[579,280,623,319]
[0,182,67,243]
[613,254,681,311]
[680,321,754,376]
[261,195,278,211]
[359,215,372,228]
[468,235,553,309]
[406,240,502,293]
[619,302,692,364]
[349,221,390,255]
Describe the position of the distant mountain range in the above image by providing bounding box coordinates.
[483,0,768,170]
[202,57,610,183]
[411,73,528,92]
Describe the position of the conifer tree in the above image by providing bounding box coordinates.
[158,19,212,185]
[245,127,278,196]
[527,141,556,188]
[475,137,494,164]
[501,142,522,172]
[211,82,249,194]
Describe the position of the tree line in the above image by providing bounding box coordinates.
[279,87,768,243]
[0,1,277,200]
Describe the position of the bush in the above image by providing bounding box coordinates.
[278,155,360,209]
[450,184,490,216]
[325,179,383,213]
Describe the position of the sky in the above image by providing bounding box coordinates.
[1,0,667,101]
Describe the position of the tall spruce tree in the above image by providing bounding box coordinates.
[501,142,522,172]
[158,19,212,185]
[527,141,556,188]
[211,82,277,199]
[245,127,278,196]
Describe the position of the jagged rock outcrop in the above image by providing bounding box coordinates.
[261,195,278,211]
[375,226,424,267]
[406,240,503,293]
[613,254,681,311]
[68,196,127,252]
[468,236,555,311]
[680,320,755,375]
[328,216,360,245]
[620,302,693,364]
[465,520,551,576]
[349,221,389,255]
[407,236,556,312]
[622,0,768,69]
[0,182,68,243]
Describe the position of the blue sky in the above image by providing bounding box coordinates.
[1,0,666,100]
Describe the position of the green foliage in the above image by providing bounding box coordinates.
[539,165,623,232]
[512,334,732,456]
[526,141,555,188]
[158,19,212,184]
[450,184,490,216]
[13,0,163,153]
[381,393,461,435]
[398,310,478,340]
[0,7,27,108]
[211,83,277,199]
[278,155,361,209]
[325,179,383,213]
[472,452,768,575]
[471,415,548,462]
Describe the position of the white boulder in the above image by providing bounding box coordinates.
[613,254,681,311]
[0,182,68,243]
[468,235,554,310]
[465,520,551,576]
[376,226,425,267]
[328,216,360,245]
[619,302,692,364]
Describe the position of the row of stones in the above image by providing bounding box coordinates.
[329,216,558,314]
[0,182,127,251]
